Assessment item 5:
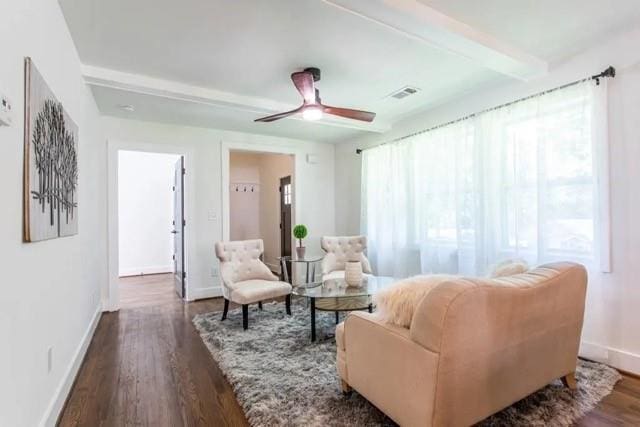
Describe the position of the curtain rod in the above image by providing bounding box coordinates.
[356,66,615,155]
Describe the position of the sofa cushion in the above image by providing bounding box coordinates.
[373,275,457,328]
[229,280,292,305]
[490,258,529,278]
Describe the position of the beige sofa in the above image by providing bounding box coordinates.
[336,262,587,426]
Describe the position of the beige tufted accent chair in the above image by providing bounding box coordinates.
[321,236,373,281]
[215,239,292,329]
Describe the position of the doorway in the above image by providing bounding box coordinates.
[280,175,292,279]
[228,150,294,275]
[117,150,186,309]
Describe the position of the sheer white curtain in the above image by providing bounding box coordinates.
[362,80,610,278]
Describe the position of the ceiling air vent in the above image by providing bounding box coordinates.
[388,86,420,100]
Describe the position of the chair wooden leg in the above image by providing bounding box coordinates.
[258,301,263,310]
[242,304,248,330]
[561,372,577,390]
[285,294,292,315]
[340,379,352,394]
[221,298,229,321]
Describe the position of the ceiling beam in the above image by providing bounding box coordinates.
[82,65,391,133]
[322,0,548,81]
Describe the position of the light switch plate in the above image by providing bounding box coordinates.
[0,94,13,126]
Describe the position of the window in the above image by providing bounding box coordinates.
[283,183,291,205]
[362,80,609,277]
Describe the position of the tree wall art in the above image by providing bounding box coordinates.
[23,57,79,242]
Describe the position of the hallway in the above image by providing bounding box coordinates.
[119,273,178,310]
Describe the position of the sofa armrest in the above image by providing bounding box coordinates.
[342,312,439,427]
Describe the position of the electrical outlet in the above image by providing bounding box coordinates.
[207,211,217,221]
[47,347,53,374]
[211,267,218,277]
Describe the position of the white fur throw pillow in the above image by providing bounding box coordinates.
[490,259,529,278]
[373,274,457,328]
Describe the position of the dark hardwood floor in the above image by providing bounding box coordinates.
[59,275,640,426]
[59,276,248,426]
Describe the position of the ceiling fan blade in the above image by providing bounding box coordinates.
[291,71,316,103]
[254,106,303,123]
[323,106,376,122]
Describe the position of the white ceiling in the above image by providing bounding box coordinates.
[419,0,640,61]
[92,85,365,143]
[59,0,640,143]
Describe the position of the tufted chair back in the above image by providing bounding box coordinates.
[215,239,277,298]
[321,235,373,275]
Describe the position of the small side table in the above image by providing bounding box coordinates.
[278,254,323,286]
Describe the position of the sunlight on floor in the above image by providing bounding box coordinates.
[118,273,179,309]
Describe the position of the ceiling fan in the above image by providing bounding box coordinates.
[254,67,376,123]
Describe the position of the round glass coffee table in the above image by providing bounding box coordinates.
[292,275,395,342]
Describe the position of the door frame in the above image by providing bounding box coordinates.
[106,139,194,312]
[279,175,293,280]
[173,156,186,298]
[279,175,293,259]
[220,141,298,262]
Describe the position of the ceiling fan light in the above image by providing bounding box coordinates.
[302,106,323,121]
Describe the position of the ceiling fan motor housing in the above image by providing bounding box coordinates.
[254,66,375,123]
[304,67,321,82]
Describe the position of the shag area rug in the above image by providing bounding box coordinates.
[193,302,621,426]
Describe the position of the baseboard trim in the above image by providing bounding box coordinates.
[189,286,223,301]
[40,304,102,427]
[119,265,173,277]
[580,341,640,375]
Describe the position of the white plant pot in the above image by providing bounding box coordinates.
[296,246,306,259]
[345,260,363,287]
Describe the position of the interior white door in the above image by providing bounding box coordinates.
[172,156,185,298]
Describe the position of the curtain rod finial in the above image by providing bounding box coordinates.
[592,66,616,85]
[606,66,616,78]
[356,148,363,154]
[604,66,615,77]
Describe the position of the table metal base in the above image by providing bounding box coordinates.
[309,296,373,342]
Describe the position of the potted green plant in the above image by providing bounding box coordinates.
[293,224,308,259]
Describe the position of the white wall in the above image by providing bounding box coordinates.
[0,0,106,425]
[103,117,334,301]
[335,28,640,374]
[118,150,178,276]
